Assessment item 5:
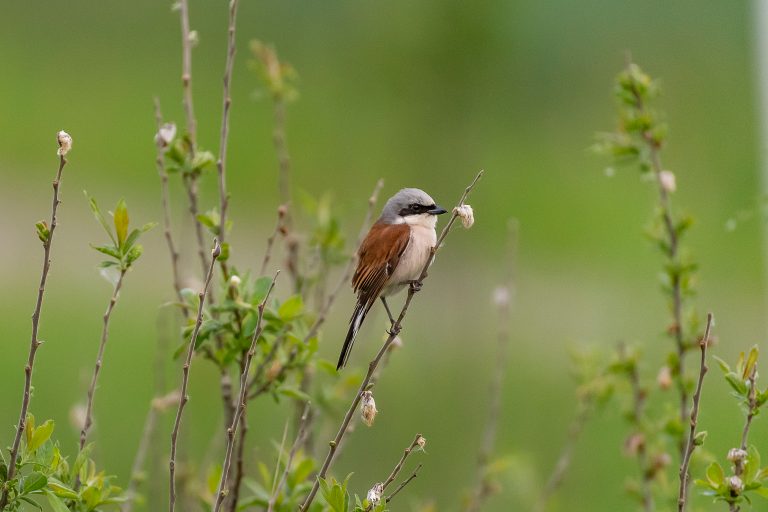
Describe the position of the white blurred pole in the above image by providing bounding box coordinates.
[755,0,768,335]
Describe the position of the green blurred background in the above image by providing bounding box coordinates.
[0,0,765,510]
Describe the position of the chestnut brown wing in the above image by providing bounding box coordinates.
[352,222,411,306]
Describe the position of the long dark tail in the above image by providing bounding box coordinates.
[337,301,369,370]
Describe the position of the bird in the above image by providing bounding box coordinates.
[336,188,447,370]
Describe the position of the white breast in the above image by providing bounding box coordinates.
[383,221,437,297]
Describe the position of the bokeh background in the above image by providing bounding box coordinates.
[0,1,765,510]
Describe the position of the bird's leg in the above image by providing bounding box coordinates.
[380,296,396,325]
[407,280,423,292]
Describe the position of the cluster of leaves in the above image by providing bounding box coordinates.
[594,62,666,169]
[0,415,123,511]
[164,134,216,180]
[696,348,768,507]
[318,475,385,512]
[249,40,299,102]
[87,196,155,273]
[238,451,316,510]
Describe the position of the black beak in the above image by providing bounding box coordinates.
[428,205,448,215]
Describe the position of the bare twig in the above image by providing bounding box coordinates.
[740,366,758,452]
[213,271,280,511]
[178,0,197,153]
[385,464,423,504]
[268,403,311,512]
[123,390,180,512]
[153,99,186,312]
[77,269,128,454]
[364,434,425,512]
[677,313,713,512]
[215,0,240,249]
[169,240,221,512]
[626,349,653,512]
[298,171,483,511]
[0,144,68,509]
[260,205,288,275]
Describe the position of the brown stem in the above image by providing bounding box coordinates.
[178,0,197,153]
[183,174,210,277]
[153,99,187,313]
[677,313,713,512]
[212,271,280,511]
[740,367,758,451]
[77,269,128,454]
[363,434,424,512]
[260,205,288,276]
[169,240,221,512]
[0,151,67,510]
[385,464,423,504]
[298,171,483,511]
[215,0,240,249]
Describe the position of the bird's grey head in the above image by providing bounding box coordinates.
[379,188,447,224]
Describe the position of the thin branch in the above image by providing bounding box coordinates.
[385,464,423,504]
[626,349,653,512]
[215,0,240,249]
[122,390,180,512]
[183,174,210,277]
[213,271,280,511]
[153,99,186,313]
[677,312,713,512]
[740,366,758,451]
[0,146,68,509]
[273,99,292,223]
[627,68,688,450]
[268,403,311,512]
[364,434,424,512]
[178,0,197,153]
[169,240,221,512]
[78,269,128,454]
[260,205,288,276]
[298,171,483,511]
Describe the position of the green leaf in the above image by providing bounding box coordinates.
[23,472,48,494]
[191,150,215,171]
[251,277,274,305]
[35,221,50,244]
[86,193,116,244]
[91,244,120,259]
[278,295,304,321]
[713,356,732,374]
[706,462,725,488]
[27,420,54,453]
[45,491,71,512]
[20,496,43,510]
[725,373,748,395]
[113,199,129,247]
[745,446,762,483]
[46,478,78,499]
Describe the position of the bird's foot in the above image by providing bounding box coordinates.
[387,323,401,336]
[408,280,423,292]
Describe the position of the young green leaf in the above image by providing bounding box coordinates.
[113,199,129,247]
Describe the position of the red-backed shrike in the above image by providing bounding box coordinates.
[336,188,447,369]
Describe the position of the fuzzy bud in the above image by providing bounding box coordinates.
[266,360,282,382]
[659,170,676,193]
[188,30,199,47]
[360,390,378,427]
[155,123,177,148]
[152,390,181,412]
[229,274,241,287]
[453,204,474,229]
[69,404,87,431]
[657,366,673,390]
[366,483,383,506]
[728,475,744,494]
[387,335,403,351]
[727,448,748,464]
[416,435,427,450]
[57,130,72,156]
